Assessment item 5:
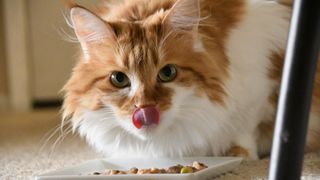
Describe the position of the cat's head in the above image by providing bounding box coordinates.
[62,0,228,142]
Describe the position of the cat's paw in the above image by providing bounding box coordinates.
[226,145,258,160]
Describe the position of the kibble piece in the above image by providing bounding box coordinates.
[192,161,208,170]
[102,169,111,175]
[128,167,138,174]
[180,167,193,174]
[109,170,120,175]
[184,166,197,173]
[167,164,183,173]
[118,171,127,174]
[159,168,167,173]
[137,168,152,174]
[150,168,161,174]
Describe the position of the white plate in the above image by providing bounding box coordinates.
[36,157,242,180]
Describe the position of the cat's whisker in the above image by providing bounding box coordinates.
[61,9,74,29]
[82,32,103,43]
[38,118,72,155]
[199,15,211,22]
[48,125,73,156]
[198,23,217,28]
[159,29,177,59]
[116,39,126,57]
[38,124,62,154]
[61,114,73,132]
[56,9,80,44]
[198,33,216,41]
[57,27,79,43]
[159,29,175,47]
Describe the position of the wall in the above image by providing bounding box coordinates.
[0,0,8,109]
[27,0,76,100]
[27,0,100,101]
[0,0,108,110]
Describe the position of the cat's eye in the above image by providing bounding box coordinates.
[158,65,177,82]
[110,71,130,88]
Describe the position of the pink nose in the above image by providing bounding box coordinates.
[132,106,160,129]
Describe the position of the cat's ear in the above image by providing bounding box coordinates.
[70,7,115,58]
[162,0,200,32]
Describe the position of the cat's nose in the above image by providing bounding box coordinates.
[132,105,159,129]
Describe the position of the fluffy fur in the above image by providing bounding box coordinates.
[62,0,320,159]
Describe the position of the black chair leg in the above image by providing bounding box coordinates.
[268,0,320,180]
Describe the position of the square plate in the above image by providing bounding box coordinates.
[36,157,242,180]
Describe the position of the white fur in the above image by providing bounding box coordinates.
[128,74,140,98]
[75,86,236,157]
[223,0,290,158]
[72,1,292,158]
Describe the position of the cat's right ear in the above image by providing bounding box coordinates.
[70,7,115,59]
[162,0,200,32]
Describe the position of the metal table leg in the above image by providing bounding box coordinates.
[268,0,320,180]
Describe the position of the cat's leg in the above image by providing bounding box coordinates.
[256,121,274,158]
[226,133,259,160]
[305,61,320,152]
[226,145,250,158]
[305,113,320,152]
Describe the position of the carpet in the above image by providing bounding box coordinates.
[0,109,319,179]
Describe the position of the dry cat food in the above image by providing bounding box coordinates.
[90,161,208,175]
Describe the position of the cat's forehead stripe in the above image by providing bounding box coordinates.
[117,24,160,70]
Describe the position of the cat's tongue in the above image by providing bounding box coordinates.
[132,106,159,129]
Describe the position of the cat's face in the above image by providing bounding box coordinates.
[63,0,227,140]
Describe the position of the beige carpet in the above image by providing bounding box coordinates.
[0,109,319,180]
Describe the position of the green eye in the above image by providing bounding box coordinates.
[110,71,130,88]
[158,65,177,82]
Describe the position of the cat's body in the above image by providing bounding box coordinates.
[63,0,320,159]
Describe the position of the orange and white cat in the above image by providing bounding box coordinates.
[62,0,320,159]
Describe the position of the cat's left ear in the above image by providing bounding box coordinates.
[162,0,200,32]
[70,7,116,59]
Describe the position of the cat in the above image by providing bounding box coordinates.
[62,0,320,159]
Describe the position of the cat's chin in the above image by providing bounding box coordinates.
[131,125,160,140]
[130,120,174,141]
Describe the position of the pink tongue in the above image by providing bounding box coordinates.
[132,106,159,129]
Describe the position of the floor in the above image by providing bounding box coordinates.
[0,109,100,180]
[0,109,319,179]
